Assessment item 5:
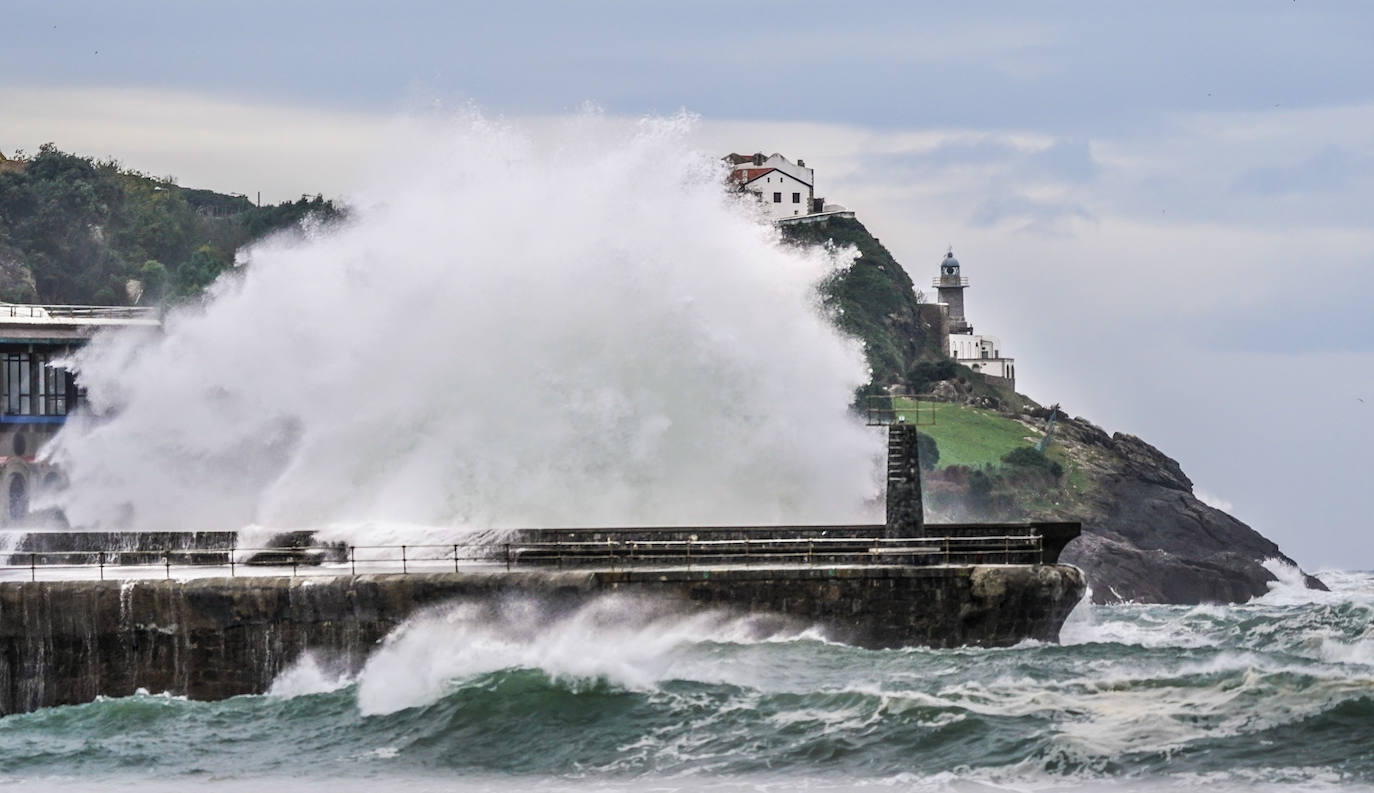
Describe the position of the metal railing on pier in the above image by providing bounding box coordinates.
[0,534,1045,581]
[865,396,935,427]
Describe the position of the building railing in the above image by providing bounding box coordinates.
[0,534,1045,581]
[932,277,970,288]
[864,396,935,427]
[0,304,160,321]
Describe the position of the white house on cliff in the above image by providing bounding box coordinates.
[724,152,823,220]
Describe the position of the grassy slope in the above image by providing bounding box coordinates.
[903,399,1090,499]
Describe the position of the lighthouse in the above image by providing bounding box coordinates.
[932,248,1017,389]
[934,249,972,335]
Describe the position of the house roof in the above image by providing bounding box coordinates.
[730,167,812,188]
[730,167,775,184]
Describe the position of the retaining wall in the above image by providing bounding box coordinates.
[0,563,1084,715]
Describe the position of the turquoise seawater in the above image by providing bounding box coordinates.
[0,566,1369,792]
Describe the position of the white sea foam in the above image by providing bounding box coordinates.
[39,113,880,538]
[266,651,354,698]
[353,593,813,715]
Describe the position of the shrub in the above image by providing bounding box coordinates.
[908,358,958,393]
[916,431,939,471]
[1001,446,1064,479]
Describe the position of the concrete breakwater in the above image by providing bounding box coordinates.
[0,563,1084,716]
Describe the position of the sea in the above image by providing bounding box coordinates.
[0,562,1368,793]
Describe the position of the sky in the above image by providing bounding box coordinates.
[1,1,1371,569]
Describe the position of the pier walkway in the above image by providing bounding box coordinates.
[0,523,1078,582]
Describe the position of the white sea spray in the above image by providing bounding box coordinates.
[38,113,880,539]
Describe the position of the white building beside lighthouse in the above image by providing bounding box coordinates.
[934,249,1016,388]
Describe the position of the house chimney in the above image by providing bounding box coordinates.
[753,153,764,166]
[797,159,805,167]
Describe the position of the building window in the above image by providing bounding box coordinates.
[773,192,782,203]
[792,192,801,203]
[2,353,72,417]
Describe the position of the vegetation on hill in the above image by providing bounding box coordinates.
[0,144,341,305]
[781,217,947,392]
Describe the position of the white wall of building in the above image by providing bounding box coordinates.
[949,334,1003,360]
[964,358,1016,381]
[950,333,1015,382]
[758,154,814,187]
[741,169,814,220]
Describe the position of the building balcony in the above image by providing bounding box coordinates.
[0,413,67,425]
[933,277,970,288]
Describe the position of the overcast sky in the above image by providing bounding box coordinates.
[2,1,1370,569]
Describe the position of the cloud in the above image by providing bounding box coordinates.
[970,193,1094,233]
[0,85,386,203]
[1232,145,1364,195]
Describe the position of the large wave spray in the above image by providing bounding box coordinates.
[41,115,880,533]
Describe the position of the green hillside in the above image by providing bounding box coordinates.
[0,144,341,305]
[781,216,946,390]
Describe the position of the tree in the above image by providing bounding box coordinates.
[172,244,230,297]
[137,260,168,304]
[1001,446,1064,479]
[916,431,940,471]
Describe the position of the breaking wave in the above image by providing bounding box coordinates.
[41,113,880,536]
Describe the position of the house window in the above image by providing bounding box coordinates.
[1,353,72,416]
[3,354,31,415]
[792,192,801,203]
[773,192,782,203]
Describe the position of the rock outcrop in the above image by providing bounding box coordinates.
[926,406,1325,604]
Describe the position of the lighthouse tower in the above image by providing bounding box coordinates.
[934,248,972,334]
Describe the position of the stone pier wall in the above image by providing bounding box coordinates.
[0,564,1084,716]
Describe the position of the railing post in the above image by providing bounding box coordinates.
[349,545,356,575]
[29,552,35,582]
[807,539,814,567]
[98,551,104,581]
[1004,537,1010,564]
[165,552,171,580]
[453,544,459,573]
[401,545,407,574]
[505,543,511,571]
[292,549,298,578]
[230,549,236,577]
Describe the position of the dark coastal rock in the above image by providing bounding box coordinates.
[1048,417,1325,603]
[925,410,1325,604]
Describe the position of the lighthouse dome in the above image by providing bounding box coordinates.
[941,250,960,274]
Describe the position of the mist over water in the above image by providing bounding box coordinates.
[41,114,880,534]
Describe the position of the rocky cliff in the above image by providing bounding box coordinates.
[923,402,1325,603]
